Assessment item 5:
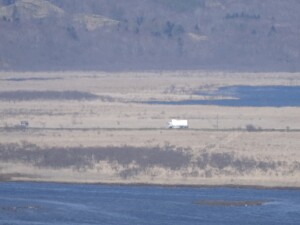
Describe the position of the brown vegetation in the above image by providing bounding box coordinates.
[1,142,298,182]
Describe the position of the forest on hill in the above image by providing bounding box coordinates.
[0,0,299,71]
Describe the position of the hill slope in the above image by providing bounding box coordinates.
[0,0,299,71]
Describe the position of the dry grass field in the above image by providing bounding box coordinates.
[0,71,299,187]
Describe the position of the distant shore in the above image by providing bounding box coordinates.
[1,178,300,190]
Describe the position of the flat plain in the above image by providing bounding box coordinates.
[0,71,299,187]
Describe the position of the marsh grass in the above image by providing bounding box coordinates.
[0,91,99,101]
[0,142,295,178]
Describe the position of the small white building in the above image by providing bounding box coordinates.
[168,119,188,129]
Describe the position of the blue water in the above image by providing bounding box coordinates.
[149,86,300,107]
[1,182,300,225]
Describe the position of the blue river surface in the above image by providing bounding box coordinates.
[147,86,300,107]
[0,182,300,225]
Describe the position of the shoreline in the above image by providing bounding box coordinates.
[2,179,300,190]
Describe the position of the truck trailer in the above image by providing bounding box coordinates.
[168,119,188,129]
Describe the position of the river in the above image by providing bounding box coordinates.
[0,182,299,225]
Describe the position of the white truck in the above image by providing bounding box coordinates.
[168,119,188,129]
